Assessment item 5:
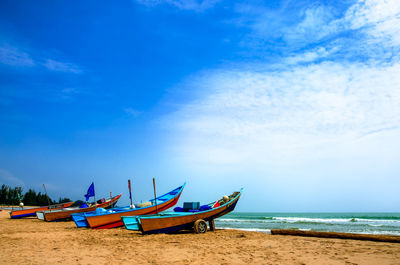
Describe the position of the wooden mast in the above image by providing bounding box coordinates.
[152,178,158,214]
[93,182,96,209]
[128,179,133,208]
[43,184,51,209]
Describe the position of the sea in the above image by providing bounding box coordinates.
[215,212,400,236]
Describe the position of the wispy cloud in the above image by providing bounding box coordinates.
[284,47,336,65]
[135,0,220,11]
[281,5,339,47]
[232,2,338,50]
[43,59,82,74]
[235,0,400,63]
[164,61,400,165]
[0,169,24,186]
[344,0,400,57]
[124,107,142,117]
[0,43,83,74]
[160,0,400,169]
[58,87,87,100]
[0,45,35,67]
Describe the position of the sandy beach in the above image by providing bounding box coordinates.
[0,211,399,265]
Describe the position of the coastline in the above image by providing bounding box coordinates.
[216,212,400,236]
[1,211,400,264]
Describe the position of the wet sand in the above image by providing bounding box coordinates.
[1,211,400,265]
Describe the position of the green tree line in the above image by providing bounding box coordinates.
[0,184,71,206]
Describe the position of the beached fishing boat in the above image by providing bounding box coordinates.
[9,202,74,219]
[37,194,121,221]
[122,189,242,234]
[72,183,185,229]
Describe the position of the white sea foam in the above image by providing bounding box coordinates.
[273,217,352,223]
[368,224,384,227]
[351,230,400,236]
[218,217,400,225]
[270,217,400,225]
[353,218,400,224]
[217,218,272,223]
[216,214,400,236]
[222,227,272,233]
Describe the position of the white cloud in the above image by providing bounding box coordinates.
[284,47,337,64]
[43,59,82,74]
[61,87,78,94]
[346,0,400,46]
[0,169,24,186]
[160,0,400,171]
[124,107,142,117]
[233,3,341,51]
[235,0,400,64]
[282,5,338,46]
[136,0,220,11]
[163,61,400,167]
[0,42,83,74]
[0,45,35,67]
[58,87,87,100]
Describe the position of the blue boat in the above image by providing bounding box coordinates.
[122,188,242,234]
[72,183,185,229]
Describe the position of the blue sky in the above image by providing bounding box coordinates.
[1,0,399,211]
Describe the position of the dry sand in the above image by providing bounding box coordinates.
[1,211,400,265]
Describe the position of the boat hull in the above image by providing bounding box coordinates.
[123,191,241,234]
[85,185,185,229]
[40,194,121,222]
[90,195,181,229]
[9,202,74,219]
[71,213,90,228]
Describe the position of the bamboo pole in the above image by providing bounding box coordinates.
[152,178,158,214]
[270,229,400,243]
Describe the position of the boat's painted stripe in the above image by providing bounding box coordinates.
[92,220,123,229]
[142,223,193,234]
[10,213,36,219]
[9,202,75,219]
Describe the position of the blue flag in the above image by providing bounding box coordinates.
[85,182,95,201]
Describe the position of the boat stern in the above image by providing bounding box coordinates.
[36,211,45,220]
[121,216,141,231]
[71,213,90,228]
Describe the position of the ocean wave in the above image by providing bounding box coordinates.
[270,217,400,224]
[222,227,272,233]
[220,227,400,236]
[352,218,400,223]
[273,217,352,223]
[350,230,400,236]
[218,217,351,224]
[368,224,383,227]
[218,217,400,228]
[217,218,273,224]
[350,216,400,220]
